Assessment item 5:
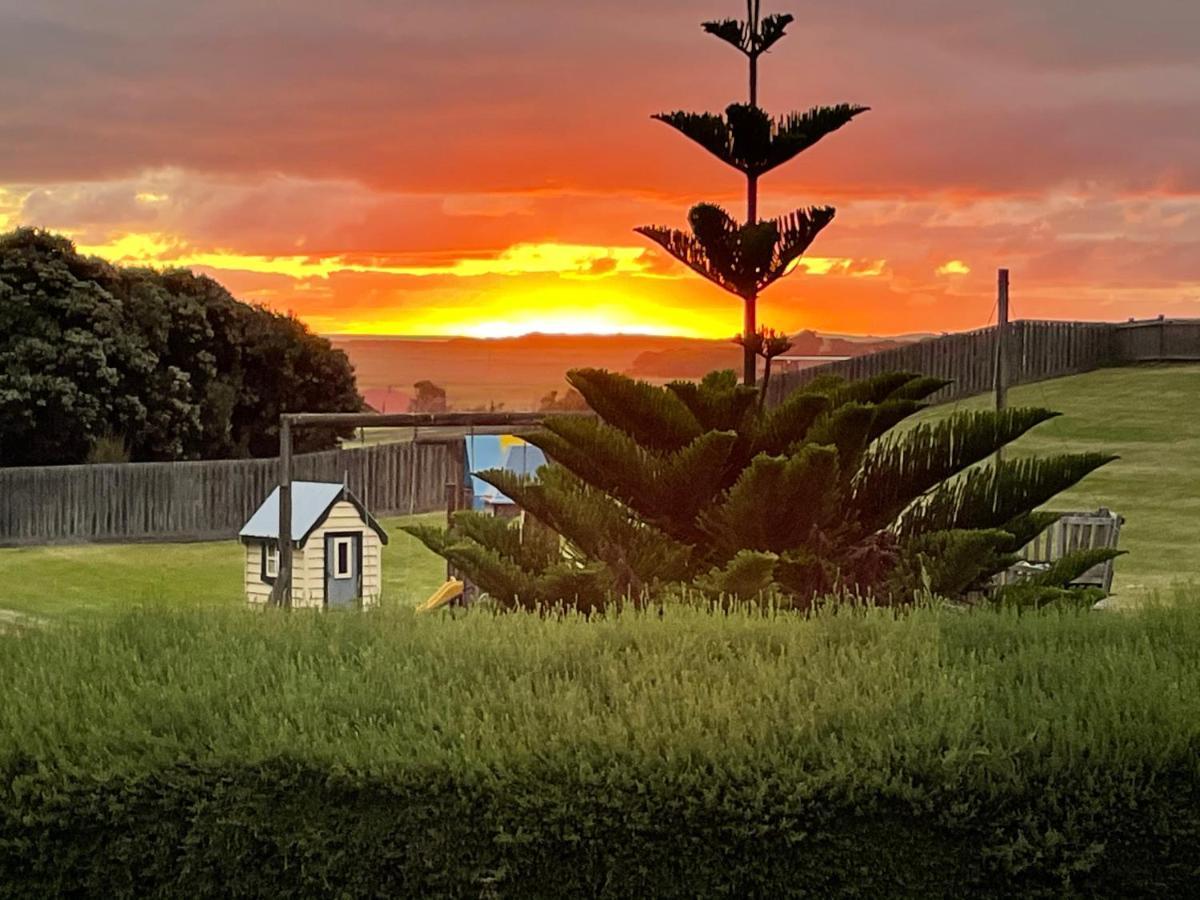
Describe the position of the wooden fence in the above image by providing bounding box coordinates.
[0,441,450,546]
[5,317,1200,547]
[765,318,1200,406]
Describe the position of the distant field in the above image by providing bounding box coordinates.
[0,513,446,623]
[913,363,1200,599]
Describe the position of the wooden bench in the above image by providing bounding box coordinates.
[1001,508,1124,593]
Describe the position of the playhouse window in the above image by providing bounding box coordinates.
[264,544,279,579]
[333,537,353,578]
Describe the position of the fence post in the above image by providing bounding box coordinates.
[270,416,293,608]
[994,269,1010,412]
[994,270,1010,467]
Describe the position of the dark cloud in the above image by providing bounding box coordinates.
[1,0,1197,195]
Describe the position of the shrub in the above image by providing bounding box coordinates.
[407,368,1117,611]
[1,602,1199,896]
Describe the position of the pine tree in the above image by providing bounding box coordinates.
[406,369,1120,612]
[636,3,867,386]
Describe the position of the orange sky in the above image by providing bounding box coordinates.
[2,0,1199,337]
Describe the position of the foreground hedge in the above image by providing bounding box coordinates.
[2,601,1200,896]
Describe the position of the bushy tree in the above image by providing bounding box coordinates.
[0,230,153,465]
[407,369,1118,611]
[409,380,448,414]
[0,228,361,465]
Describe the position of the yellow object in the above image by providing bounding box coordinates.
[417,579,464,613]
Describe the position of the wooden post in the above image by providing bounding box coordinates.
[445,438,467,581]
[271,416,293,608]
[994,269,1010,411]
[994,269,1010,468]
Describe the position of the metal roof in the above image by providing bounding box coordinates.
[238,481,388,545]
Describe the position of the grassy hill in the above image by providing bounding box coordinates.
[912,363,1200,599]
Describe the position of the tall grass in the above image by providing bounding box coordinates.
[4,598,1200,784]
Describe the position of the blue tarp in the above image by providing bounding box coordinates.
[464,435,547,509]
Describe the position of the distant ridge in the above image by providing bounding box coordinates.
[328,330,923,410]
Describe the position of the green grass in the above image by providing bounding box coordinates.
[3,600,1200,894]
[0,597,1196,771]
[911,363,1200,599]
[0,513,446,622]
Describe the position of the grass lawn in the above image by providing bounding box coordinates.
[0,513,447,622]
[912,363,1200,599]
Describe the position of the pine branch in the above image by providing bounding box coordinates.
[666,375,759,433]
[653,103,868,176]
[895,528,1019,598]
[895,453,1118,539]
[698,445,840,557]
[701,13,793,55]
[851,408,1061,534]
[701,18,750,53]
[481,465,693,589]
[636,203,835,300]
[752,390,831,455]
[566,368,702,451]
[524,418,737,544]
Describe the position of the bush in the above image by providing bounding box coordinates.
[0,228,362,465]
[408,368,1117,610]
[2,602,1200,896]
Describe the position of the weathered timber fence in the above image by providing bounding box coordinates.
[0,441,450,546]
[766,318,1200,407]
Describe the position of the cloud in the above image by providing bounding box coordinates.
[1,0,1198,198]
[3,1,1200,335]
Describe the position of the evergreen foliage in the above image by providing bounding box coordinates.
[0,228,362,465]
[406,368,1115,609]
[639,3,868,385]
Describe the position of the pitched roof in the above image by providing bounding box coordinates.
[239,481,389,546]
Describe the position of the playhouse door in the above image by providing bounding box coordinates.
[324,533,362,608]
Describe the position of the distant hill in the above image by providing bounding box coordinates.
[330,331,921,411]
[625,330,914,380]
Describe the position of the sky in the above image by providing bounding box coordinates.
[1,0,1199,338]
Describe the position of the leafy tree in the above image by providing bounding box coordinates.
[0,228,361,465]
[638,3,866,385]
[539,388,589,412]
[409,380,448,414]
[407,369,1118,611]
[0,229,152,465]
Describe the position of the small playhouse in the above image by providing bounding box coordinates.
[239,481,388,608]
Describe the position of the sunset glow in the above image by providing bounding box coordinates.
[3,1,1198,336]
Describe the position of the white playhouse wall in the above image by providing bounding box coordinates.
[272,499,382,608]
[244,543,311,605]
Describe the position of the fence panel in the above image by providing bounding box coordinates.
[768,320,1121,406]
[0,441,451,546]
